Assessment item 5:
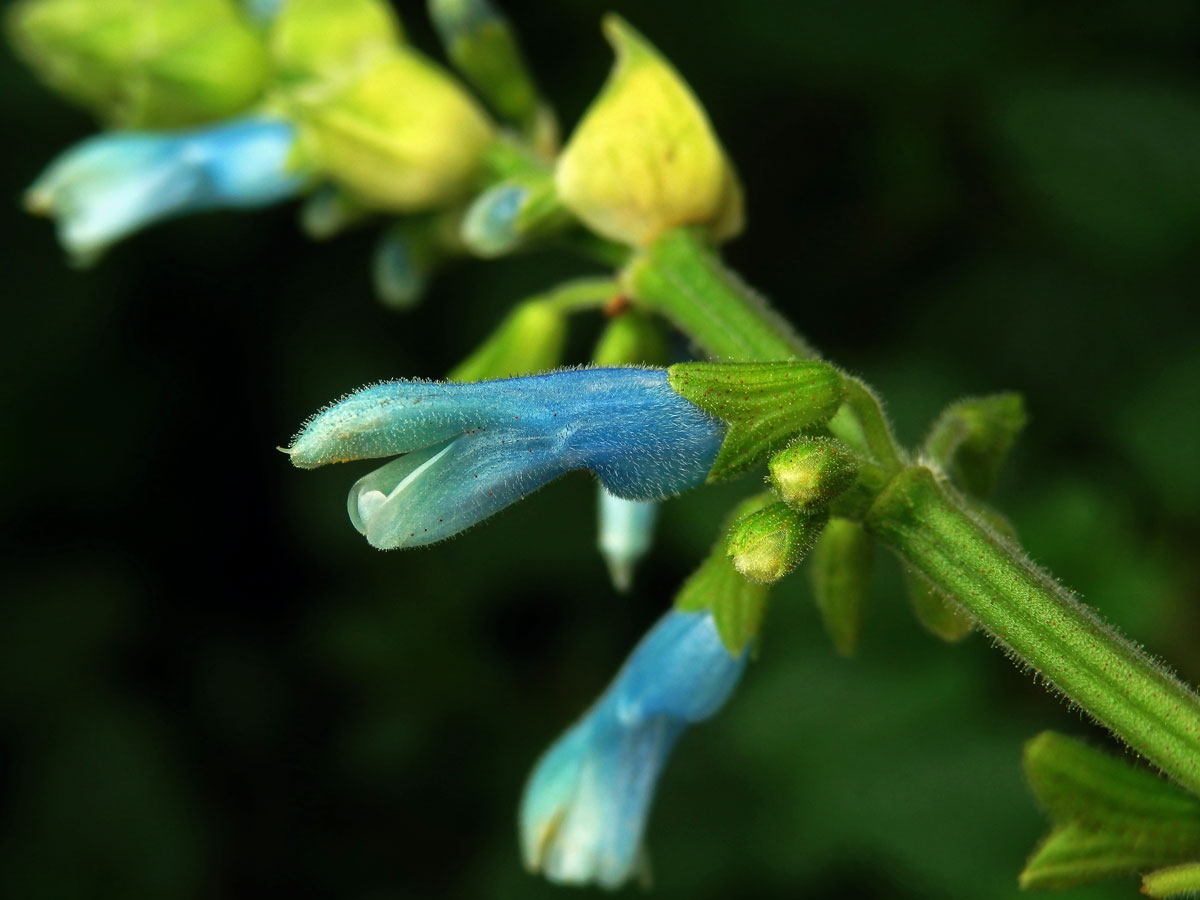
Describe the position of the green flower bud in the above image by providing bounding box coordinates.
[555,15,743,247]
[372,219,453,311]
[668,360,846,482]
[284,47,494,211]
[1143,863,1200,899]
[726,502,825,585]
[768,437,859,511]
[448,298,567,382]
[428,0,550,138]
[924,392,1027,499]
[267,0,401,84]
[9,0,268,127]
[592,310,668,368]
[808,517,873,657]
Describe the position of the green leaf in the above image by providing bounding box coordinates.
[1024,731,1200,839]
[807,517,873,657]
[1018,731,1200,890]
[1144,861,1200,898]
[667,360,845,482]
[923,392,1026,499]
[675,494,773,655]
[902,565,973,642]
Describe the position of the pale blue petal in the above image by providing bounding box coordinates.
[292,372,720,540]
[520,609,745,890]
[28,117,304,260]
[597,489,658,592]
[345,428,569,549]
[613,610,747,725]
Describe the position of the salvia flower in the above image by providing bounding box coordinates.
[287,367,725,549]
[26,116,307,262]
[520,607,748,889]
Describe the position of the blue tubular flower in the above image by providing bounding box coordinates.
[287,367,725,549]
[26,116,306,262]
[520,608,748,888]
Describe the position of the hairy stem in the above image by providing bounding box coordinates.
[866,467,1200,795]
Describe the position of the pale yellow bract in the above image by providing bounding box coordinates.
[555,15,743,247]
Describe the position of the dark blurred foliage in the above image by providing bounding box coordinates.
[2,0,1200,898]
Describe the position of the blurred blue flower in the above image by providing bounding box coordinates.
[26,116,306,263]
[520,608,748,889]
[287,367,724,549]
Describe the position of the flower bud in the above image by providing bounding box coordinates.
[428,0,549,136]
[9,0,268,127]
[675,493,773,654]
[592,310,668,368]
[596,489,658,593]
[555,15,743,247]
[299,185,372,240]
[284,47,494,211]
[768,438,859,511]
[726,501,825,585]
[447,299,567,382]
[371,222,447,311]
[267,0,401,83]
[460,173,568,258]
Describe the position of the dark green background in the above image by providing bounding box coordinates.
[2,0,1199,897]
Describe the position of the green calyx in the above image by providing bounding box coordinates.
[675,494,773,655]
[668,360,845,482]
[1020,731,1200,890]
[768,437,859,511]
[924,392,1026,499]
[808,517,873,657]
[726,501,826,585]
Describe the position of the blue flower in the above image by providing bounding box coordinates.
[520,608,748,888]
[287,367,725,549]
[26,116,307,262]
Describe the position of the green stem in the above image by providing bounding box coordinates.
[625,227,903,470]
[866,466,1200,795]
[623,227,816,361]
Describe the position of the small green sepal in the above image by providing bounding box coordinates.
[768,437,859,511]
[667,360,845,482]
[1019,731,1200,890]
[1143,862,1200,898]
[903,566,974,642]
[923,392,1027,499]
[808,517,873,657]
[675,494,773,655]
[726,501,825,585]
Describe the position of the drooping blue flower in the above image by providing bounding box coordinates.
[520,608,748,889]
[597,487,658,593]
[26,116,307,262]
[287,367,725,550]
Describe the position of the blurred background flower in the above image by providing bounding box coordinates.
[2,1,1200,899]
